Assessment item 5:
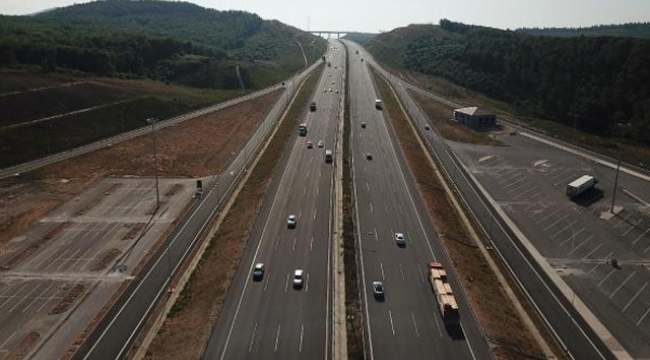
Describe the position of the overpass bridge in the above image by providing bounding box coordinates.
[310,30,379,38]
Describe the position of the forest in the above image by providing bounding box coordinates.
[402,20,650,143]
[518,23,650,38]
[0,0,324,88]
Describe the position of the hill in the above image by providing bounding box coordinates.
[363,20,650,143]
[517,22,650,38]
[0,0,327,90]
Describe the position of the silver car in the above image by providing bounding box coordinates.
[293,269,304,289]
[394,233,405,247]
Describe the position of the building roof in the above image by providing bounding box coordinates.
[455,106,495,116]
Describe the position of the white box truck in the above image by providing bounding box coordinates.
[566,175,598,198]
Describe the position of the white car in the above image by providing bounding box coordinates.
[318,140,324,148]
[394,233,405,247]
[335,89,339,93]
[372,281,384,300]
[329,88,332,92]
[287,215,296,228]
[293,269,304,289]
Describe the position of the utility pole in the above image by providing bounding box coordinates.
[610,152,622,213]
[146,118,160,211]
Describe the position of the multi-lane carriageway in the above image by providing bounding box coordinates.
[203,40,489,360]
[203,44,344,359]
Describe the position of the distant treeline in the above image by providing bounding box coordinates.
[404,20,650,142]
[517,22,650,38]
[0,0,322,87]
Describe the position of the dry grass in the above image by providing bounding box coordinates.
[372,69,545,359]
[5,331,41,360]
[142,67,323,360]
[50,284,86,315]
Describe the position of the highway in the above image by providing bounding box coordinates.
[68,60,324,360]
[353,42,616,359]
[346,44,490,359]
[202,42,343,360]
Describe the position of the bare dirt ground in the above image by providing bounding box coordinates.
[0,89,283,251]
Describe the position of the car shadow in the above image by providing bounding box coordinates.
[572,188,604,207]
[444,322,465,340]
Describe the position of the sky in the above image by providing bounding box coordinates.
[1,0,650,33]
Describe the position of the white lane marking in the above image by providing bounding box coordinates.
[411,312,420,337]
[299,324,304,352]
[313,210,317,220]
[380,263,385,280]
[317,187,319,196]
[374,228,379,242]
[388,310,395,335]
[310,236,314,251]
[623,282,648,312]
[384,204,389,213]
[366,182,370,192]
[307,170,310,178]
[399,263,405,282]
[303,187,307,195]
[248,322,258,352]
[292,237,297,251]
[418,266,425,283]
[610,272,636,299]
[274,324,282,352]
[370,202,373,213]
[305,273,310,292]
[478,155,494,163]
[284,272,290,292]
[264,274,270,293]
[398,205,403,214]
[597,268,617,287]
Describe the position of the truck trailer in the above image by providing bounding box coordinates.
[427,262,460,325]
[566,175,598,198]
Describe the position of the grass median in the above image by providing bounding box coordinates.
[141,65,323,360]
[371,67,547,360]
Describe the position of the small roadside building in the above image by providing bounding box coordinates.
[453,107,496,128]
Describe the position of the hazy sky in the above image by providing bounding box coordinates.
[1,0,649,33]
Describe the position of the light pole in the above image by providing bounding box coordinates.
[610,152,622,214]
[146,117,160,211]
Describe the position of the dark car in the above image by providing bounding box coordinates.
[252,263,265,281]
[372,281,384,300]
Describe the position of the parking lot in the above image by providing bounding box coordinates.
[453,134,650,358]
[0,177,193,357]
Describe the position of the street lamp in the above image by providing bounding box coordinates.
[610,151,622,214]
[146,117,160,212]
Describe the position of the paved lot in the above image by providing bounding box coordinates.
[453,133,650,358]
[0,177,192,359]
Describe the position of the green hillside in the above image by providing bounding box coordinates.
[365,20,650,143]
[0,0,326,90]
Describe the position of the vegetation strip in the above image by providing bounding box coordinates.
[50,284,86,315]
[371,67,546,359]
[142,65,324,359]
[5,332,41,360]
[341,42,365,360]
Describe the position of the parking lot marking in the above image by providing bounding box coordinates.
[613,213,633,229]
[568,235,593,255]
[559,228,586,247]
[624,282,648,312]
[498,172,523,185]
[0,332,16,350]
[45,249,69,272]
[610,272,636,299]
[581,243,603,260]
[536,208,561,224]
[37,286,63,312]
[543,214,569,231]
[549,169,571,182]
[597,268,617,287]
[503,176,526,190]
[637,228,650,249]
[0,284,27,310]
[622,219,643,236]
[513,186,539,199]
[8,284,41,313]
[57,248,81,271]
[69,248,93,271]
[80,248,103,271]
[636,306,650,326]
[550,220,578,239]
[478,155,495,163]
[22,284,54,313]
[35,248,59,270]
[507,180,531,195]
[493,168,517,180]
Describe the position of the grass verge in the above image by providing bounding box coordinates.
[371,67,548,359]
[142,64,324,360]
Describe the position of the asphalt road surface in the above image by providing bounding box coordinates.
[346,43,490,360]
[202,42,343,360]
